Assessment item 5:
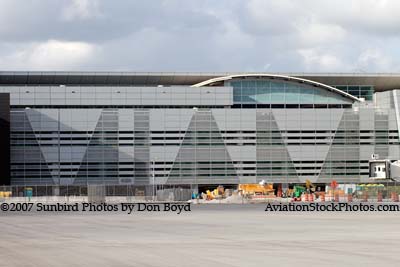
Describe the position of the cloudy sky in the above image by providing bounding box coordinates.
[0,0,400,72]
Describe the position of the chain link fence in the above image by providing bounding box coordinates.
[0,184,194,202]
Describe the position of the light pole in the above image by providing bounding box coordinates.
[152,158,156,201]
[58,109,60,189]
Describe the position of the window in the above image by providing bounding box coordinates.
[231,79,353,105]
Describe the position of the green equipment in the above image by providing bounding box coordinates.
[293,185,306,198]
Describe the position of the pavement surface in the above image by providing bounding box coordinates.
[0,204,399,267]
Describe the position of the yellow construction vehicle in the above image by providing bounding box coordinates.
[305,179,327,199]
[305,179,316,193]
[238,183,274,197]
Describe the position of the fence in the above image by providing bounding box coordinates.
[0,184,194,202]
[1,184,400,203]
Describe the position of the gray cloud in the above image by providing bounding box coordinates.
[0,0,399,72]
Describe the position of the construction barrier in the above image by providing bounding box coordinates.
[347,194,353,202]
[362,191,368,202]
[377,192,383,202]
[1,184,400,204]
[391,192,399,202]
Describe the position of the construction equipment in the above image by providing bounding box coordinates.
[201,185,226,200]
[293,185,306,199]
[238,184,274,197]
[305,179,316,193]
[292,181,317,201]
[0,191,12,198]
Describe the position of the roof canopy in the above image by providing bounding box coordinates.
[1,71,400,92]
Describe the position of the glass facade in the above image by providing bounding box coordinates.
[9,108,399,185]
[334,85,374,101]
[1,73,399,186]
[231,80,353,105]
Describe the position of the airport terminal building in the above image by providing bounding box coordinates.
[1,72,400,187]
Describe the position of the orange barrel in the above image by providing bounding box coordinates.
[391,192,399,202]
[277,184,282,197]
[377,192,383,202]
[334,194,339,202]
[347,194,353,202]
[363,192,368,202]
[320,193,325,202]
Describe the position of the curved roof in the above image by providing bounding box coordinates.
[191,74,362,102]
[1,72,400,92]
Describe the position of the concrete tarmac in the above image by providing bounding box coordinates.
[0,204,399,267]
